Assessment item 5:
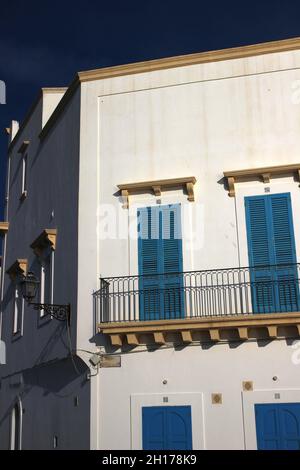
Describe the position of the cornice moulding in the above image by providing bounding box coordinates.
[30,229,57,256]
[6,259,28,281]
[0,222,9,236]
[223,163,300,197]
[117,176,196,208]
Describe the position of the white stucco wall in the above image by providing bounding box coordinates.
[79,48,300,285]
[76,48,300,449]
[96,339,300,450]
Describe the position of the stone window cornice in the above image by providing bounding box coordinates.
[6,259,28,281]
[223,163,300,197]
[30,229,57,257]
[117,176,196,208]
[0,222,9,236]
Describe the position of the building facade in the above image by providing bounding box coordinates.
[1,37,300,449]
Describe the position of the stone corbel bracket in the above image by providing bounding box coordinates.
[6,259,28,281]
[0,222,9,237]
[30,229,57,257]
[224,163,300,197]
[98,312,300,348]
[118,177,196,208]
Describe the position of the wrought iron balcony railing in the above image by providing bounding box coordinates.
[94,263,300,324]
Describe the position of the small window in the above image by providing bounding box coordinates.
[21,153,28,199]
[12,285,24,336]
[40,251,54,317]
[10,399,22,450]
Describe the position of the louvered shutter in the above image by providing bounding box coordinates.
[270,193,299,311]
[161,204,184,319]
[138,204,184,320]
[245,196,276,313]
[138,206,162,320]
[245,193,299,313]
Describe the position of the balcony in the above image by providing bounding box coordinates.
[95,264,300,347]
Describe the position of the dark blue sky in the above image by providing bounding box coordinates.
[1,0,300,222]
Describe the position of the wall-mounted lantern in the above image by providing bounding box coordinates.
[20,272,71,325]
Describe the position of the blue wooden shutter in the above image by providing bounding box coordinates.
[270,194,299,311]
[279,404,300,449]
[166,406,193,450]
[245,196,275,313]
[255,404,282,449]
[161,204,184,319]
[245,193,299,313]
[271,194,296,265]
[142,406,192,450]
[255,403,300,450]
[138,204,184,320]
[138,207,162,320]
[142,407,165,450]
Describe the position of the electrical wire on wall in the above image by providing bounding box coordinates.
[65,318,84,376]
[65,319,101,379]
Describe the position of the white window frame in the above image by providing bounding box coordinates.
[242,389,300,449]
[12,284,24,336]
[10,397,22,450]
[39,249,54,317]
[21,153,28,198]
[131,392,204,450]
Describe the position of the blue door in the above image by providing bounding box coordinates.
[245,193,299,313]
[255,403,300,449]
[142,406,192,450]
[138,204,184,320]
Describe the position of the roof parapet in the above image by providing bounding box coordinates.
[9,36,300,146]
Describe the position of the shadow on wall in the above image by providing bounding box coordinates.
[0,356,90,449]
[22,356,88,396]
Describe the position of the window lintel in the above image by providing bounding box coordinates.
[223,163,300,197]
[117,176,196,208]
[0,222,9,236]
[30,229,57,256]
[6,259,28,281]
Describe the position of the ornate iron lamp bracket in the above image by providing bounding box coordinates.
[30,303,71,325]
